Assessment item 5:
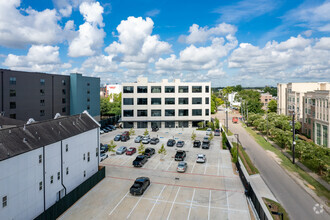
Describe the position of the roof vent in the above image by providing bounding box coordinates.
[54,113,61,119]
[26,118,35,124]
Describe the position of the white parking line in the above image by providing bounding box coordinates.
[119,156,130,165]
[167,187,181,220]
[203,163,207,174]
[208,190,211,220]
[166,160,174,171]
[126,186,150,219]
[190,162,196,173]
[108,191,129,216]
[187,189,196,220]
[226,191,229,219]
[154,155,168,170]
[146,185,166,220]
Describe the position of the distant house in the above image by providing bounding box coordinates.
[260,92,273,110]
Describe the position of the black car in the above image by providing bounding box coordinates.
[144,148,155,158]
[176,141,185,148]
[202,140,210,149]
[167,139,176,147]
[121,135,129,142]
[193,140,201,148]
[133,155,148,167]
[130,177,150,195]
[102,128,109,133]
[152,127,159,132]
[100,144,109,153]
[105,126,112,131]
[114,134,122,141]
[150,138,159,144]
[175,150,186,161]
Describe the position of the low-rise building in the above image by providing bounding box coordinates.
[106,84,122,102]
[0,112,100,219]
[260,92,273,110]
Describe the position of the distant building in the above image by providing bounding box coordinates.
[0,69,100,122]
[260,93,273,110]
[106,84,122,102]
[228,92,241,106]
[0,112,100,219]
[100,86,107,98]
[122,77,211,128]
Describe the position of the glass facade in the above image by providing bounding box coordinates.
[165,121,175,128]
[151,86,161,93]
[137,98,148,105]
[151,98,161,105]
[178,86,188,93]
[192,86,202,93]
[165,86,175,93]
[123,86,134,93]
[151,110,161,116]
[179,109,189,116]
[179,98,188,104]
[165,109,175,116]
[137,122,148,128]
[123,98,134,105]
[192,109,202,116]
[137,86,148,93]
[192,98,202,104]
[165,98,175,105]
[137,110,148,117]
[123,110,134,117]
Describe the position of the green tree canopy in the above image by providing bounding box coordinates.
[267,100,277,113]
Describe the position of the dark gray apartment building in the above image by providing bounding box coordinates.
[0,69,100,122]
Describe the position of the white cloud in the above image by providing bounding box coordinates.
[179,23,237,44]
[146,9,160,17]
[0,0,65,48]
[68,1,105,57]
[2,45,71,72]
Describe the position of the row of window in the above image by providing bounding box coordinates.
[123,85,209,94]
[123,97,209,105]
[9,77,68,86]
[123,109,209,117]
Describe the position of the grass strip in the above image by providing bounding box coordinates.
[263,198,290,220]
[232,142,259,175]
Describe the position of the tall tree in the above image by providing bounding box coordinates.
[267,100,277,113]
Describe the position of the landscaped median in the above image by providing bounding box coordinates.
[263,198,290,220]
[232,142,259,175]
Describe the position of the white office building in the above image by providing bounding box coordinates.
[121,77,211,128]
[106,84,122,102]
[0,112,100,220]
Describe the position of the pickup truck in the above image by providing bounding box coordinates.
[133,155,148,167]
[232,117,239,123]
[175,150,186,161]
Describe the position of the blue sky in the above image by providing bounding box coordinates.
[0,0,329,86]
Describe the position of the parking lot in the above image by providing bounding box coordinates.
[59,128,251,220]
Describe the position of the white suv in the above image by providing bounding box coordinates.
[206,128,212,136]
[196,154,206,163]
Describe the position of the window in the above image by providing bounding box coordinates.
[192,109,202,116]
[10,102,16,109]
[165,109,175,116]
[137,86,148,93]
[137,98,148,105]
[87,90,90,94]
[192,98,202,104]
[40,110,45,116]
[10,77,16,85]
[9,90,16,97]
[62,89,66,95]
[40,79,45,85]
[205,97,209,104]
[40,99,45,106]
[66,144,68,152]
[179,109,189,116]
[165,86,175,93]
[205,109,209,116]
[9,114,16,119]
[62,79,66,86]
[165,98,175,105]
[137,122,148,128]
[178,121,189,127]
[151,110,161,117]
[192,86,202,93]
[62,107,66,113]
[179,98,188,105]
[151,98,161,105]
[40,89,45,96]
[57,172,60,180]
[84,171,86,177]
[83,153,86,160]
[165,121,175,128]
[96,147,99,157]
[50,176,53,184]
[66,167,69,175]
[39,155,42,163]
[123,110,134,117]
[39,182,42,191]
[87,83,90,86]
[205,86,209,93]
[87,98,90,102]
[179,86,188,93]
[123,98,134,105]
[151,86,161,93]
[87,152,90,162]
[151,121,161,128]
[123,86,134,93]
[137,110,148,117]
[87,105,90,110]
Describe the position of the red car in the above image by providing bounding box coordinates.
[232,117,238,123]
[126,147,136,155]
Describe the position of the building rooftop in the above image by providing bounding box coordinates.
[0,112,99,161]
[0,116,25,127]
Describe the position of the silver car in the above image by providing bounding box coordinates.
[196,154,206,163]
[142,137,150,144]
[135,135,143,143]
[206,128,212,136]
[177,161,188,173]
[100,153,108,162]
[116,146,127,155]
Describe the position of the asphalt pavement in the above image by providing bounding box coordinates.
[215,109,329,220]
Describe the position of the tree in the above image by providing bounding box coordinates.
[108,140,117,154]
[231,146,238,163]
[267,100,277,113]
[214,117,220,129]
[222,132,227,149]
[208,132,214,141]
[100,92,122,116]
[158,144,167,160]
[138,142,145,154]
[143,128,149,136]
[129,127,136,136]
[191,131,197,141]
[263,86,277,97]
[207,121,214,129]
[198,121,204,128]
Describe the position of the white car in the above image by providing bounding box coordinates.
[196,154,206,163]
[100,153,108,162]
[116,146,127,155]
[142,137,150,144]
[206,128,212,136]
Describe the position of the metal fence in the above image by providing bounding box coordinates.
[99,115,121,128]
[35,166,105,220]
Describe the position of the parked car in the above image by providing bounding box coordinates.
[116,146,127,155]
[142,137,151,144]
[206,128,212,136]
[232,117,239,123]
[114,134,122,141]
[105,126,113,131]
[152,127,159,132]
[100,130,104,134]
[133,155,148,167]
[100,144,109,153]
[144,148,155,158]
[150,138,159,144]
[196,154,206,163]
[214,129,220,136]
[130,177,150,195]
[177,161,188,172]
[102,128,109,133]
[167,139,176,147]
[175,150,186,161]
[202,140,210,149]
[126,147,136,155]
[122,131,130,136]
[193,140,201,148]
[203,136,209,142]
[109,125,116,130]
[135,135,143,143]
[176,141,185,148]
[100,153,108,162]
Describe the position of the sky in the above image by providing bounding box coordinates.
[0,0,329,87]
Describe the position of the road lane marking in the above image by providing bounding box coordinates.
[187,189,196,220]
[208,190,211,220]
[167,187,181,220]
[204,163,207,174]
[166,160,174,171]
[190,162,196,173]
[146,185,166,220]
[108,191,129,216]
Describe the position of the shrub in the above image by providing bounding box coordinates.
[222,132,227,149]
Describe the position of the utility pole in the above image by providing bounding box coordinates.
[266,107,269,141]
[235,134,239,162]
[226,102,228,133]
[292,111,295,164]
